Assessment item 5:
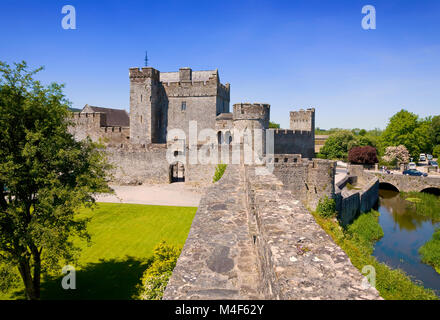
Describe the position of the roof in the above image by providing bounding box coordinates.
[81,105,129,127]
[160,70,217,83]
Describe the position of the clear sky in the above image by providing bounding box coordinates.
[1,0,439,130]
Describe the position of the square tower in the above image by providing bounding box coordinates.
[290,108,315,132]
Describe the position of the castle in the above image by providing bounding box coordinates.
[69,66,316,185]
[68,67,383,299]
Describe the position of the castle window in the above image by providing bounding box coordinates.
[141,95,142,102]
[181,101,187,111]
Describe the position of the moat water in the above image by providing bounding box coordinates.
[373,189,440,295]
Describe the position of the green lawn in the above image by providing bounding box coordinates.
[1,203,196,300]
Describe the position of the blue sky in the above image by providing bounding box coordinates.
[1,0,439,130]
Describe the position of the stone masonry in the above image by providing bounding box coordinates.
[69,67,317,185]
[163,164,381,300]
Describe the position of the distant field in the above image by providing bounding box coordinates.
[1,203,197,300]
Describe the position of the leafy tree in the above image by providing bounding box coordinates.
[0,61,111,299]
[382,145,410,166]
[348,146,378,165]
[432,116,440,145]
[380,109,430,158]
[433,145,440,159]
[319,130,358,160]
[269,121,280,129]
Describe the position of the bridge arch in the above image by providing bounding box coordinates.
[379,182,399,192]
[420,187,440,196]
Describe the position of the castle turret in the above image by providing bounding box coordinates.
[129,67,164,145]
[232,103,270,161]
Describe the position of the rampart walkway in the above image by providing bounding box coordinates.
[164,165,381,300]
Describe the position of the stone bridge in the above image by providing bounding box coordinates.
[367,171,440,194]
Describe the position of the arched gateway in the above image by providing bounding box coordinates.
[169,162,185,183]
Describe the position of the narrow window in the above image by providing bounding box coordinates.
[181,101,187,111]
[140,94,143,102]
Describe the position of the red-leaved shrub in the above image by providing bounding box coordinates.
[348,146,378,165]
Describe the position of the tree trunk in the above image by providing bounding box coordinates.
[31,247,41,300]
[18,259,39,300]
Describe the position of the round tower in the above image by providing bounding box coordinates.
[232,103,270,162]
[232,103,270,130]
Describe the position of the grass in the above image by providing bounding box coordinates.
[311,210,439,300]
[419,229,440,275]
[346,183,362,191]
[0,203,196,300]
[213,164,227,182]
[401,192,440,222]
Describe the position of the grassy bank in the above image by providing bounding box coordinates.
[402,192,440,274]
[0,203,196,300]
[419,229,440,275]
[312,210,438,300]
[402,192,440,222]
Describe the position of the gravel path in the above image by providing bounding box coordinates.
[95,182,203,207]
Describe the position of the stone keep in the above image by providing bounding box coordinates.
[129,67,231,145]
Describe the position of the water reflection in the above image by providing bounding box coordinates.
[379,190,433,231]
[373,189,440,295]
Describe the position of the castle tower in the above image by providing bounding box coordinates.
[289,108,316,158]
[129,67,164,145]
[290,108,315,132]
[233,103,270,161]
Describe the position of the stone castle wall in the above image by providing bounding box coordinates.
[272,129,315,159]
[105,144,218,185]
[69,113,129,145]
[163,164,381,300]
[335,165,379,226]
[270,156,335,210]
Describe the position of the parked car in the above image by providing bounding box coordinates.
[427,154,433,161]
[419,154,426,162]
[408,162,417,170]
[403,169,428,177]
[429,160,438,167]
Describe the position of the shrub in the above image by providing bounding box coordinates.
[136,241,181,300]
[213,164,227,182]
[348,146,378,165]
[316,196,336,218]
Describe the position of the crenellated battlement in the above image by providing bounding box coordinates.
[290,108,315,132]
[233,103,270,121]
[129,67,160,82]
[71,112,107,127]
[270,128,313,136]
